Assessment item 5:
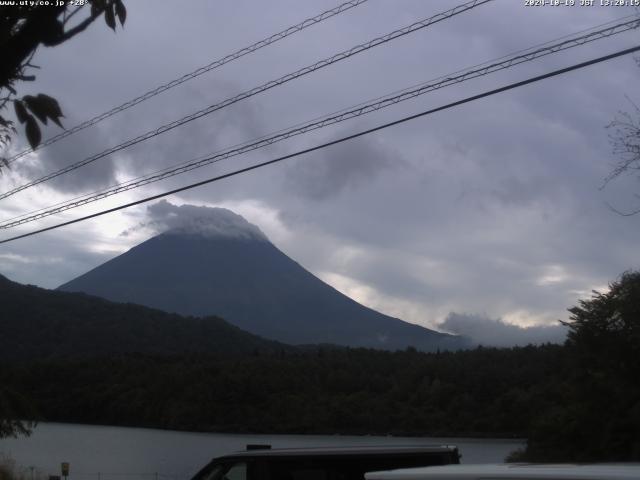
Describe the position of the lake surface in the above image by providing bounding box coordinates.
[0,423,524,480]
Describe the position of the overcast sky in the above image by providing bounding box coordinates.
[1,0,639,343]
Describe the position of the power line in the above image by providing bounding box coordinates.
[2,16,638,229]
[5,0,370,165]
[0,0,493,201]
[1,44,638,246]
[3,16,635,227]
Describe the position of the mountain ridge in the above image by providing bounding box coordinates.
[0,273,288,360]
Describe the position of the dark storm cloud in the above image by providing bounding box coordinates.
[438,313,568,347]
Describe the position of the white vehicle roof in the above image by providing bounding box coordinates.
[365,463,640,480]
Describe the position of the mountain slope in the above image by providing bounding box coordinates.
[0,274,287,360]
[58,211,464,351]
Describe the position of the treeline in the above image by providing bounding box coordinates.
[2,345,565,437]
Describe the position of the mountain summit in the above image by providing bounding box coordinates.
[145,201,269,242]
[59,204,463,351]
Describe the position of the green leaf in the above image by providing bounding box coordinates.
[14,101,29,124]
[115,0,126,26]
[105,3,116,30]
[25,116,41,149]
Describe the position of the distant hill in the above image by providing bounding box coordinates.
[58,208,466,351]
[0,274,286,361]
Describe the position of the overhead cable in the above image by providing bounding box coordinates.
[1,44,638,245]
[0,0,493,201]
[2,16,638,229]
[5,0,370,165]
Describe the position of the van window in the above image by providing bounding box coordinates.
[267,459,351,480]
[222,462,247,480]
[200,462,248,480]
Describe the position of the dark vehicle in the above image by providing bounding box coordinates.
[191,444,461,480]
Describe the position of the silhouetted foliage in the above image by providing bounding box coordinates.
[0,0,126,159]
[520,271,640,462]
[0,387,37,438]
[605,70,640,215]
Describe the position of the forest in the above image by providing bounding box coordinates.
[0,345,565,438]
[1,272,639,462]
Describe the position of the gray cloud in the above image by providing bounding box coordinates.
[11,117,118,194]
[438,313,568,347]
[284,136,399,200]
[2,0,639,333]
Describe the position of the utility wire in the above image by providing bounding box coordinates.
[1,44,638,245]
[5,0,370,165]
[5,12,636,232]
[2,16,635,227]
[0,0,493,201]
[2,16,638,229]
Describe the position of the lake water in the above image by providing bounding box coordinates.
[0,423,524,480]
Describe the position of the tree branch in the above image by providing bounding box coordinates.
[62,5,85,27]
[47,6,105,46]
